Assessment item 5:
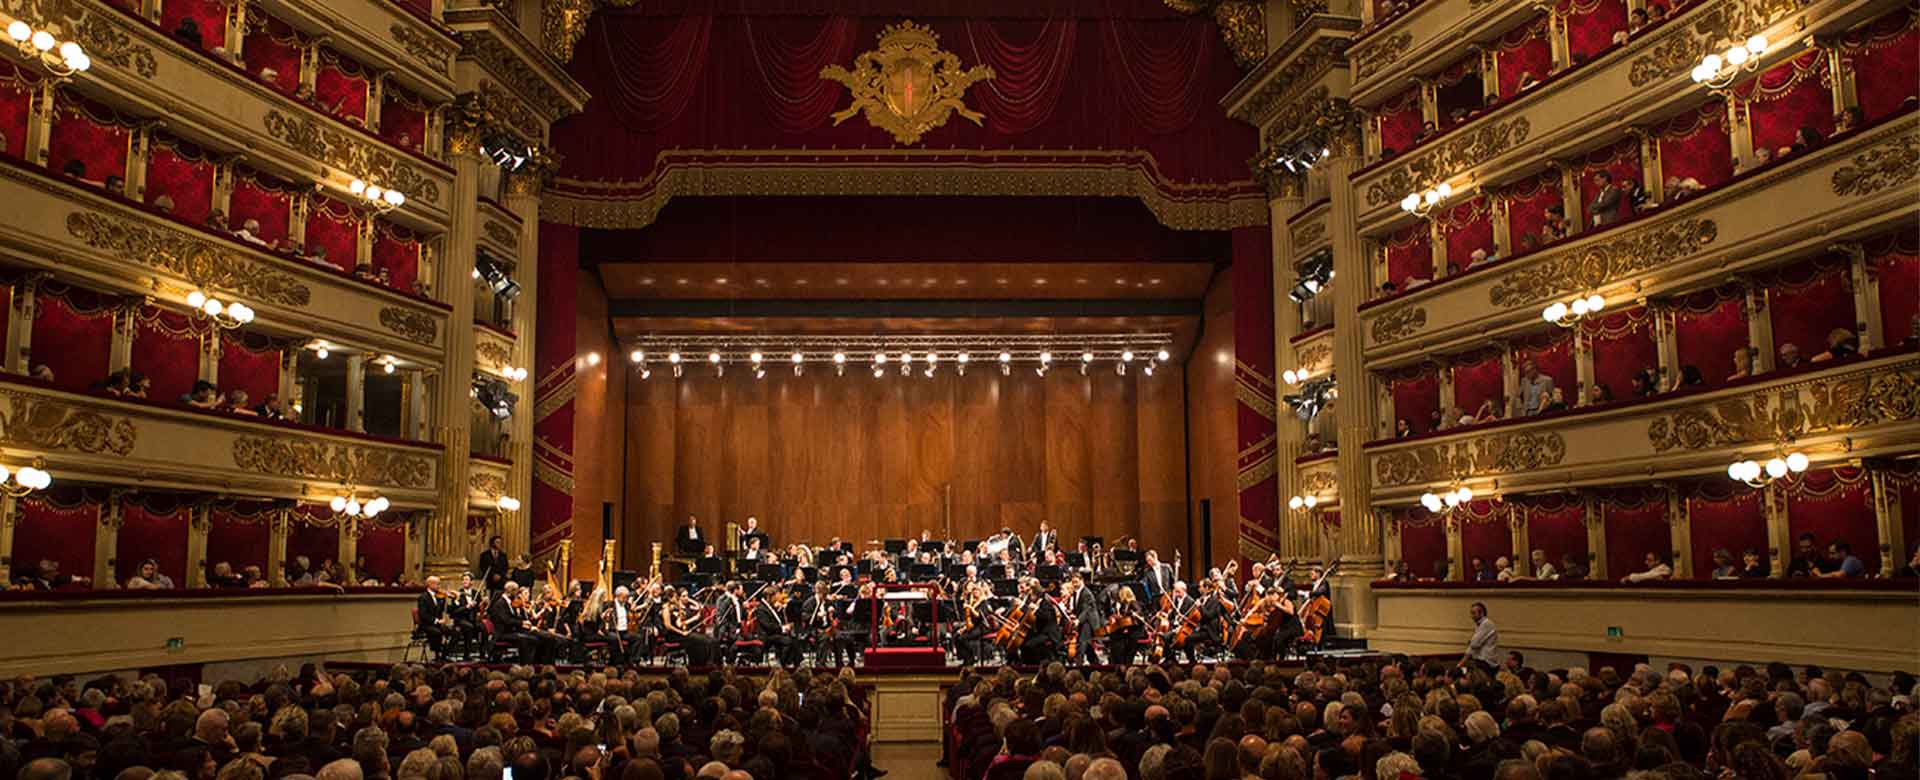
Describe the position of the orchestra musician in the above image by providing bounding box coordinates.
[749,587,803,666]
[603,585,642,661]
[1140,550,1175,603]
[1064,575,1104,665]
[451,573,485,651]
[487,582,539,660]
[475,536,510,592]
[802,581,849,667]
[659,586,716,665]
[1017,577,1062,665]
[416,576,453,654]
[953,580,994,664]
[714,581,745,647]
[1032,522,1057,556]
[1105,587,1147,664]
[673,515,703,555]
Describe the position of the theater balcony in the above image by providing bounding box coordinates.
[1346,0,1543,105]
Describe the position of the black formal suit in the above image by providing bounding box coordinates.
[1141,563,1175,603]
[1020,596,1063,664]
[487,594,536,660]
[1067,589,1103,664]
[750,600,801,665]
[673,524,703,555]
[475,549,509,591]
[1032,531,1056,554]
[713,594,744,643]
[416,590,451,650]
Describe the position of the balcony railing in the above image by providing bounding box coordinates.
[1347,0,1536,103]
[252,0,458,88]
[1362,351,1920,501]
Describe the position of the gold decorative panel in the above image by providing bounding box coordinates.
[1373,431,1567,486]
[391,22,456,72]
[468,468,507,498]
[379,307,438,345]
[0,393,136,455]
[1295,341,1332,370]
[65,212,311,307]
[821,22,995,145]
[1290,216,1327,248]
[476,340,512,367]
[1351,33,1411,81]
[1210,0,1267,69]
[263,111,442,205]
[460,30,581,120]
[482,221,518,247]
[1830,132,1918,198]
[1370,306,1427,344]
[1230,38,1349,126]
[1647,361,1920,451]
[1488,218,1718,308]
[1363,118,1530,206]
[1628,5,1731,87]
[232,437,435,489]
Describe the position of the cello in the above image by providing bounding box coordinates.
[1297,561,1341,646]
[993,594,1035,650]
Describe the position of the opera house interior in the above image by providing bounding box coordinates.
[0,0,1914,778]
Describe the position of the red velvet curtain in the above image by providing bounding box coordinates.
[1384,223,1433,289]
[1376,85,1425,156]
[1501,169,1563,253]
[49,92,132,187]
[1871,231,1919,344]
[1841,8,1918,123]
[1603,487,1672,578]
[13,490,99,586]
[218,331,281,404]
[379,83,430,152]
[242,16,304,97]
[1389,367,1440,434]
[1584,306,1658,400]
[1577,138,1642,228]
[1452,350,1505,419]
[1461,506,1513,568]
[29,283,115,392]
[1515,329,1577,400]
[1673,287,1748,386]
[287,505,341,569]
[1786,467,1879,573]
[0,60,36,161]
[159,0,229,57]
[1519,494,1588,571]
[358,519,407,583]
[314,48,371,126]
[206,502,274,576]
[372,220,422,295]
[131,305,206,403]
[1495,15,1554,100]
[555,11,1254,185]
[1654,101,1734,191]
[1437,197,1494,273]
[1738,49,1835,157]
[118,495,191,586]
[1686,482,1766,577]
[305,194,361,272]
[1558,0,1628,63]
[1765,256,1857,360]
[229,170,294,242]
[1397,509,1448,578]
[145,134,216,226]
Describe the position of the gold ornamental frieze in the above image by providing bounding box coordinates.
[379,307,439,346]
[1369,306,1427,344]
[1373,430,1567,487]
[232,436,436,489]
[468,468,507,498]
[1830,131,1919,198]
[476,339,512,367]
[1628,4,1731,87]
[821,21,995,145]
[1351,32,1411,81]
[1229,37,1351,126]
[1290,215,1327,249]
[1294,341,1332,371]
[1487,218,1718,308]
[1363,117,1530,207]
[1647,360,1920,451]
[65,212,312,308]
[262,111,443,206]
[482,221,519,247]
[0,392,136,456]
[390,22,455,73]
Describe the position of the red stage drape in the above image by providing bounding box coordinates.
[1436,196,1494,274]
[305,194,360,272]
[229,170,294,242]
[1376,85,1425,156]
[287,505,341,569]
[206,502,274,575]
[314,48,371,126]
[1786,467,1879,573]
[1232,225,1278,556]
[1461,506,1512,569]
[1519,494,1588,571]
[1515,329,1577,402]
[1397,510,1448,579]
[218,331,281,404]
[555,9,1255,185]
[1840,7,1918,123]
[1686,482,1765,577]
[1452,350,1505,420]
[1654,101,1733,191]
[1738,49,1835,157]
[49,92,131,187]
[1389,367,1440,434]
[379,83,431,152]
[1501,168,1563,252]
[1558,0,1628,64]
[131,305,206,404]
[1577,138,1642,228]
[533,223,580,555]
[1495,15,1554,101]
[1383,223,1433,289]
[242,15,304,97]
[145,134,217,225]
[1765,255,1856,360]
[358,519,406,583]
[1603,487,1671,578]
[1871,231,1919,344]
[1673,287,1748,386]
[118,495,190,586]
[29,283,114,392]
[372,220,422,294]
[1584,307,1657,400]
[1433,53,1484,128]
[159,0,229,57]
[13,490,99,586]
[0,60,36,161]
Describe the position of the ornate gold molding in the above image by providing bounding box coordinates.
[1364,117,1531,206]
[1628,4,1732,87]
[262,111,442,206]
[1351,32,1411,81]
[1830,132,1918,198]
[820,22,995,146]
[0,393,136,455]
[390,22,456,73]
[504,147,561,196]
[468,468,507,498]
[1369,306,1427,344]
[1210,0,1268,69]
[66,6,157,78]
[482,221,518,247]
[232,436,435,489]
[1295,341,1332,369]
[1290,215,1327,249]
[478,81,544,145]
[1488,218,1719,308]
[65,212,311,308]
[1229,37,1350,125]
[1374,431,1568,487]
[476,340,512,367]
[379,307,438,346]
[458,30,582,121]
[541,0,603,64]
[1647,361,1920,451]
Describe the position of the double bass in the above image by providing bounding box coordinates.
[1297,561,1341,646]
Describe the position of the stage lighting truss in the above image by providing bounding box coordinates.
[623,333,1177,381]
[1289,250,1335,304]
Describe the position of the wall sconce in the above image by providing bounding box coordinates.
[7,21,89,76]
[348,179,406,211]
[330,490,390,519]
[0,457,52,498]
[1691,35,1768,89]
[1400,182,1452,217]
[1420,485,1474,513]
[496,495,521,514]
[1728,450,1808,488]
[1287,494,1320,513]
[187,290,254,330]
[1542,294,1606,327]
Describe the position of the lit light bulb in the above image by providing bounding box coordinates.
[1571,298,1591,316]
[331,496,348,512]
[1786,452,1809,472]
[1081,352,1094,363]
[1585,294,1605,312]
[1436,182,1453,198]
[1702,53,1722,72]
[364,185,384,201]
[68,52,88,71]
[31,30,54,51]
[956,352,969,364]
[1728,462,1745,480]
[709,352,721,364]
[1423,189,1441,206]
[498,496,521,512]
[1039,352,1052,364]
[1303,495,1318,509]
[791,352,803,364]
[1121,350,1135,363]
[316,346,329,360]
[668,352,682,364]
[1283,369,1298,384]
[630,350,645,363]
[749,351,763,364]
[1725,45,1749,66]
[875,353,888,365]
[1543,302,1568,322]
[58,41,79,59]
[1746,35,1767,55]
[8,22,31,42]
[350,179,368,195]
[344,498,362,517]
[383,361,395,374]
[384,189,404,206]
[1401,193,1420,213]
[1765,458,1789,479]
[203,298,224,317]
[187,290,207,309]
[1421,493,1443,512]
[17,467,47,490]
[1158,349,1170,361]
[832,352,846,364]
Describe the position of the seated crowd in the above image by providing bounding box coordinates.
[0,662,876,780]
[1380,533,1920,586]
[8,554,411,593]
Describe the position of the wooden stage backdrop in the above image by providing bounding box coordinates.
[620,363,1191,567]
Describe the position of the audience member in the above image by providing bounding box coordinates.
[1622,553,1673,583]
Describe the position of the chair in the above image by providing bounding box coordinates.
[576,633,617,665]
[481,617,521,662]
[404,607,432,663]
[731,638,766,665]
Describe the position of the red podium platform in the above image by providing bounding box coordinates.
[862,647,945,669]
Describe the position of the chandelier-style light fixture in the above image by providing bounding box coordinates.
[187,290,255,329]
[1542,294,1606,328]
[7,20,89,76]
[1420,484,1475,513]
[330,490,390,519]
[0,457,52,498]
[1400,182,1452,217]
[496,495,522,514]
[1728,450,1808,488]
[348,178,406,211]
[1287,494,1321,512]
[1691,34,1768,89]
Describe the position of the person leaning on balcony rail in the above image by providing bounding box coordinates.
[1622,553,1673,583]
[11,559,90,590]
[1814,542,1866,579]
[124,559,175,590]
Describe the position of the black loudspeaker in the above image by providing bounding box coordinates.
[1198,499,1213,575]
[602,502,613,539]
[612,569,640,591]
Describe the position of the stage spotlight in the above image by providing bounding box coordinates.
[629,349,645,364]
[956,352,969,376]
[1157,349,1170,361]
[833,352,846,375]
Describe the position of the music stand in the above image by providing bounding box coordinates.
[945,564,968,582]
[755,563,782,581]
[799,566,818,583]
[695,556,724,575]
[1080,535,1104,549]
[1036,565,1063,584]
[883,539,907,555]
[1065,552,1087,569]
[856,559,874,578]
[921,540,945,555]
[910,563,939,582]
[992,579,1019,597]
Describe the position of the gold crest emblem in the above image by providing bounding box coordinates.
[821,21,995,145]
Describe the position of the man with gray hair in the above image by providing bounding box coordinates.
[1084,758,1127,780]
[316,760,363,780]
[19,759,73,780]
[707,730,745,767]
